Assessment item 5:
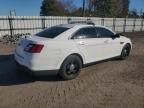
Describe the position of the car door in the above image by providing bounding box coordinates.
[72,27,111,63]
[96,27,121,59]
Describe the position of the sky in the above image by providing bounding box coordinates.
[0,0,143,16]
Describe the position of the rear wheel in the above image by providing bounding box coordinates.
[120,44,131,60]
[59,55,82,80]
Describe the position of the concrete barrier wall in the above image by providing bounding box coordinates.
[0,16,143,37]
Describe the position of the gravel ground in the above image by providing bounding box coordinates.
[0,32,144,108]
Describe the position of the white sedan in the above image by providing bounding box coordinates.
[15,23,132,80]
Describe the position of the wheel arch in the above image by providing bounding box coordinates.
[125,43,132,50]
[59,53,84,70]
[70,53,84,65]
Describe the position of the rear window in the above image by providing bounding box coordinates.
[36,26,69,38]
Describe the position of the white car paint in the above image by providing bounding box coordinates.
[14,24,132,74]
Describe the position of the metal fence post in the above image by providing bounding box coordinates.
[8,16,14,37]
[123,18,126,32]
[67,18,71,24]
[140,19,144,31]
[101,18,104,26]
[41,16,45,29]
[133,18,136,32]
[113,18,116,32]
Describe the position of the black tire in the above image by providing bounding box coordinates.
[59,55,82,80]
[120,44,131,60]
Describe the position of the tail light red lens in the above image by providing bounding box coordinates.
[24,44,44,53]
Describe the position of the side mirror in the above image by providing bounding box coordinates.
[113,33,120,38]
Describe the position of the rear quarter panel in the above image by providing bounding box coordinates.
[42,40,85,70]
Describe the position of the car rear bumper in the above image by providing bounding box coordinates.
[14,49,61,71]
[15,60,59,76]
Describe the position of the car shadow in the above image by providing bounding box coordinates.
[0,54,62,86]
[0,54,120,86]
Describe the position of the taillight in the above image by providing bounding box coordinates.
[24,44,44,53]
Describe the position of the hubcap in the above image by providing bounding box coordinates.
[66,60,79,75]
[123,47,129,57]
[69,64,75,72]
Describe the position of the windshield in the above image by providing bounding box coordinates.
[36,26,69,38]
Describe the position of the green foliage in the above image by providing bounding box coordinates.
[120,0,129,17]
[94,0,111,17]
[70,8,83,17]
[128,9,139,18]
[40,0,133,18]
[40,0,56,16]
[110,0,117,17]
[141,13,144,18]
[40,0,67,16]
[85,0,130,17]
[140,10,144,18]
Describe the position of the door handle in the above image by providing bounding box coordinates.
[78,41,85,45]
[104,40,109,44]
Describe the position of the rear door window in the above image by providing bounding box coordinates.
[36,27,69,38]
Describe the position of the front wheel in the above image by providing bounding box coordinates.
[59,55,82,80]
[120,44,131,60]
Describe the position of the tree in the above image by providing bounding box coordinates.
[40,0,56,16]
[128,9,139,18]
[86,0,130,17]
[40,0,67,16]
[142,13,144,18]
[119,0,129,17]
[95,0,108,17]
[140,10,144,18]
[110,0,117,17]
[71,8,83,17]
[60,0,76,15]
[40,0,130,17]
[87,0,111,17]
[110,0,129,17]
[82,0,86,16]
[87,0,93,16]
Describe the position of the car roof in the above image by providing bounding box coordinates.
[56,24,86,28]
[53,24,115,40]
[57,24,107,29]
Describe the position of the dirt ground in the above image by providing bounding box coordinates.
[0,32,144,108]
